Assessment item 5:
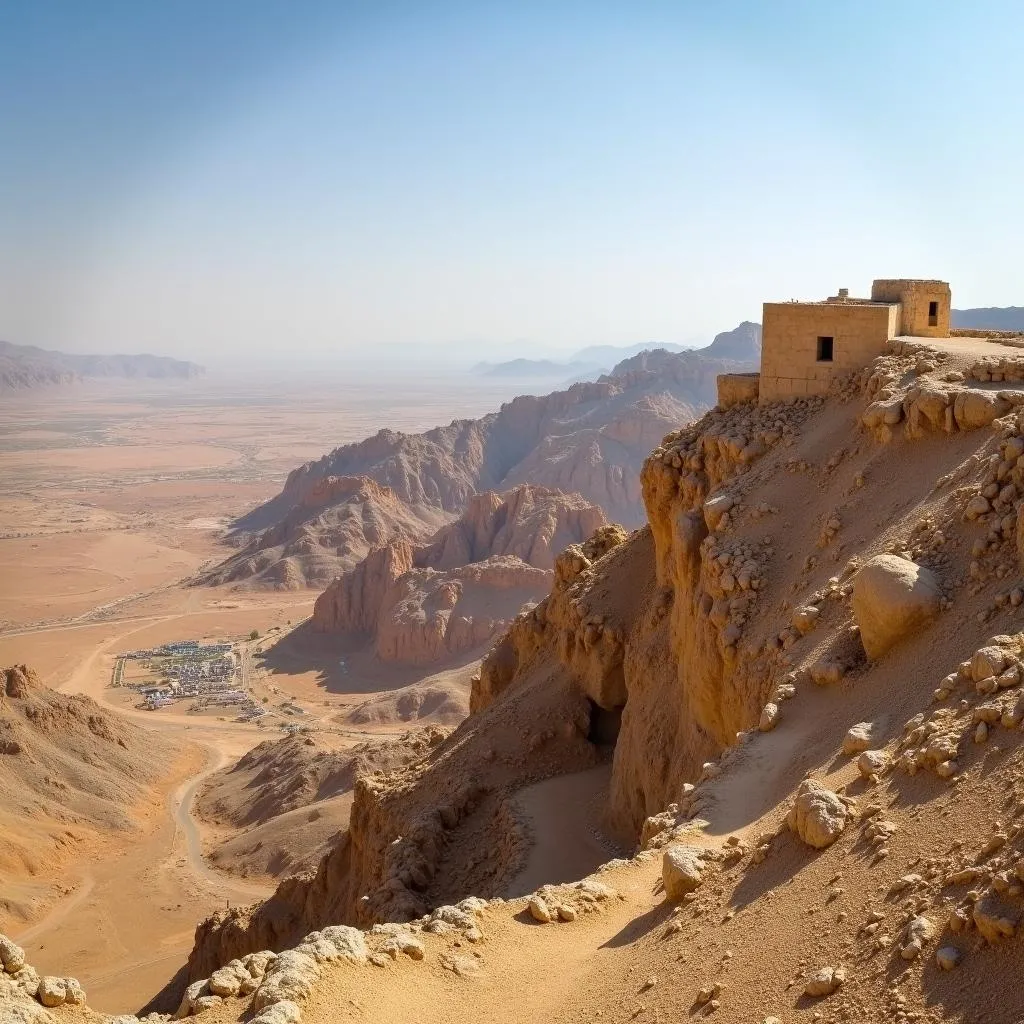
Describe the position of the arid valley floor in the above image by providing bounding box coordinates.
[0,370,534,1011]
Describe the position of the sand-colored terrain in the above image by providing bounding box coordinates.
[0,370,533,1012]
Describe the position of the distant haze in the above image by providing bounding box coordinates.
[2,2,1023,364]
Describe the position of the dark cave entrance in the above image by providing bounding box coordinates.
[587,699,623,748]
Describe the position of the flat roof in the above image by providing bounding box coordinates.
[764,299,898,309]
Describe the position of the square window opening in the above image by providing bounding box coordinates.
[928,300,939,327]
[816,336,834,362]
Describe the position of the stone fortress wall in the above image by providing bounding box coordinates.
[758,300,898,401]
[717,278,955,407]
[870,279,951,337]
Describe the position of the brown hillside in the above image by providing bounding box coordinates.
[195,729,449,880]
[0,665,174,929]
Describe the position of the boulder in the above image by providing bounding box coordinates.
[857,750,890,779]
[842,722,874,755]
[703,494,735,531]
[528,895,552,923]
[787,780,848,849]
[36,978,66,1008]
[953,389,1010,430]
[851,555,942,659]
[252,1001,303,1024]
[662,845,706,899]
[0,936,26,974]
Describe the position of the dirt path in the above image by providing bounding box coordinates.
[506,765,627,898]
[173,744,269,899]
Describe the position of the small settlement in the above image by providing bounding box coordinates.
[113,639,267,721]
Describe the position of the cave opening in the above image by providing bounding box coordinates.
[587,699,623,748]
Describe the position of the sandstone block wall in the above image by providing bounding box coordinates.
[716,373,760,409]
[871,279,951,337]
[759,301,895,402]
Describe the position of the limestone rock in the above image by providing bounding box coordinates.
[0,936,25,974]
[804,965,846,997]
[857,749,890,779]
[703,494,735,531]
[208,961,250,997]
[662,845,706,899]
[758,702,780,732]
[851,555,942,659]
[528,895,552,923]
[900,916,935,960]
[842,722,874,755]
[253,950,322,1010]
[36,978,65,1008]
[252,1000,303,1024]
[787,780,848,849]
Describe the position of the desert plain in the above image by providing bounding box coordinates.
[0,368,535,1011]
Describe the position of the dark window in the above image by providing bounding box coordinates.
[928,300,939,327]
[816,336,834,362]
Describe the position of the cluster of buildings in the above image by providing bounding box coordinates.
[117,639,265,719]
[717,278,958,406]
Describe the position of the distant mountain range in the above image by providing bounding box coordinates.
[474,340,695,380]
[0,340,204,390]
[952,307,1024,332]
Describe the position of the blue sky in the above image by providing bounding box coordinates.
[1,1,1022,365]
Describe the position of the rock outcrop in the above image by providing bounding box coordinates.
[311,486,608,664]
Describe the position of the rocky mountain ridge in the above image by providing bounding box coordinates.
[206,324,761,589]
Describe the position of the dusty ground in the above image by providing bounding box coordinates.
[0,369,528,1012]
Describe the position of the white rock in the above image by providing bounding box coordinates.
[252,1000,303,1024]
[528,896,552,923]
[253,950,321,1011]
[36,978,66,1008]
[662,845,705,900]
[842,722,874,755]
[208,961,249,997]
[851,555,942,659]
[936,946,962,970]
[803,965,846,997]
[758,702,780,732]
[703,494,735,530]
[0,936,26,974]
[857,749,890,779]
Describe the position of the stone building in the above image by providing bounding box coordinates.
[717,279,951,407]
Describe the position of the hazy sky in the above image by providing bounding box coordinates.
[2,1,1022,366]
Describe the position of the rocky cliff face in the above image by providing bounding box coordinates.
[193,331,1024,975]
[311,485,607,664]
[211,335,759,588]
